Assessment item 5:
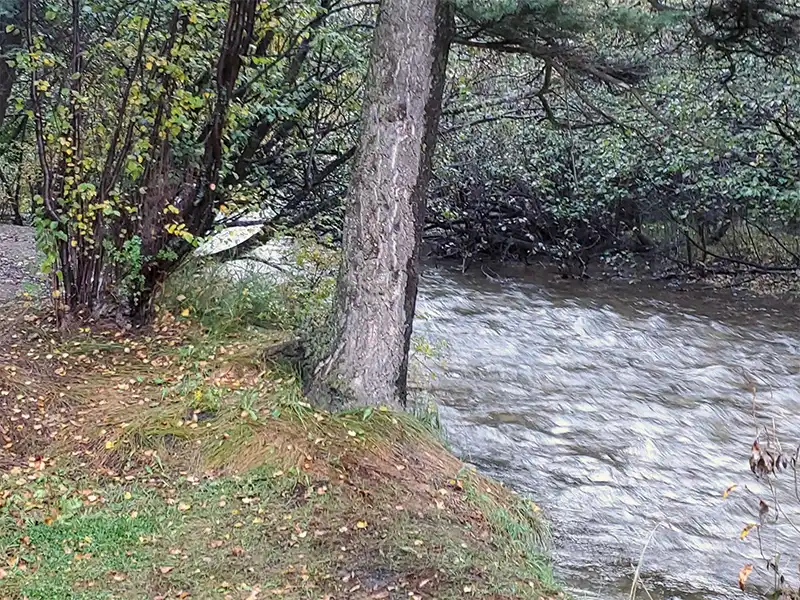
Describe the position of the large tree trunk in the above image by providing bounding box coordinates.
[307,0,453,410]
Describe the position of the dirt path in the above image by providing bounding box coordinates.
[0,224,38,302]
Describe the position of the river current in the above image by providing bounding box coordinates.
[414,268,800,600]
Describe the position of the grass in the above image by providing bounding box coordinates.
[0,266,562,600]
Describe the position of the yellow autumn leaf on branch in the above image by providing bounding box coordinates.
[740,523,757,540]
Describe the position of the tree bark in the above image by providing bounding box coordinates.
[0,3,21,132]
[0,52,14,132]
[307,0,454,410]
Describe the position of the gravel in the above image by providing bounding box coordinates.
[0,224,39,303]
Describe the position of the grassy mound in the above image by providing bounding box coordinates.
[0,290,560,600]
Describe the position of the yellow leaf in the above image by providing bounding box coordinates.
[177,502,191,512]
[740,523,757,540]
[180,308,190,317]
[356,521,367,529]
[723,484,737,499]
[104,440,116,449]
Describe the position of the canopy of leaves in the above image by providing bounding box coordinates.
[1,0,800,313]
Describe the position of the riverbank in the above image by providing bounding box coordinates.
[0,279,560,599]
[426,250,800,307]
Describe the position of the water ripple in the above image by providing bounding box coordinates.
[414,268,800,600]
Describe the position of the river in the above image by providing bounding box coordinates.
[414,267,800,600]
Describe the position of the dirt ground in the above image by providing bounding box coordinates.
[0,224,38,302]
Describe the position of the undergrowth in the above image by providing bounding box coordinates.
[0,255,561,600]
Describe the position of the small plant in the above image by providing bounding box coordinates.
[727,390,800,598]
[106,236,146,305]
[160,234,337,337]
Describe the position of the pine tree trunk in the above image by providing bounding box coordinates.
[308,0,453,410]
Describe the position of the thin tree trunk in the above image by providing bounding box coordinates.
[0,5,21,132]
[0,55,14,132]
[308,0,454,410]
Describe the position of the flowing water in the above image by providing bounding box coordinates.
[414,267,800,600]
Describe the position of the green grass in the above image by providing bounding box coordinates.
[160,235,336,339]
[1,258,562,600]
[2,462,561,599]
[1,476,161,599]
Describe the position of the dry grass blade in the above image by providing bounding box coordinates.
[629,521,665,600]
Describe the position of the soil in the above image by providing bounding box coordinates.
[0,224,38,302]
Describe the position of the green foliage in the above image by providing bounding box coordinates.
[5,0,367,318]
[106,236,145,302]
[4,0,800,316]
[430,35,800,271]
[160,235,337,336]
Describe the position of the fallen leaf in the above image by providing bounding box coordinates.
[177,502,191,512]
[159,566,174,574]
[208,540,224,548]
[722,484,737,499]
[231,546,245,556]
[738,564,753,591]
[356,521,367,529]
